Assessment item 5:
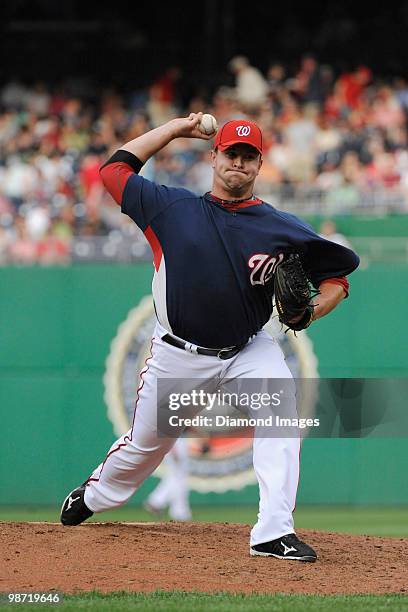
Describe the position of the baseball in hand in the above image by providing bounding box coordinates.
[198,114,218,136]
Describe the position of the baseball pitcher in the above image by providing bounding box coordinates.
[61,114,359,562]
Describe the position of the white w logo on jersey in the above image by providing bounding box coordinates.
[236,125,251,137]
[248,252,284,286]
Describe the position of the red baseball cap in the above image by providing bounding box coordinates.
[214,119,263,155]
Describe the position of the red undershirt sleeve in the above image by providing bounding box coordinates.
[100,162,134,205]
[99,150,144,205]
[319,276,350,297]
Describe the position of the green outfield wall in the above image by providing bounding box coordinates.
[0,262,407,506]
[305,213,408,237]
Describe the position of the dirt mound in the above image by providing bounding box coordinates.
[1,522,407,595]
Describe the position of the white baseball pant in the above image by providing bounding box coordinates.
[146,436,192,521]
[85,322,300,545]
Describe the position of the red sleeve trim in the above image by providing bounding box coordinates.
[144,225,163,271]
[99,161,134,205]
[319,276,350,297]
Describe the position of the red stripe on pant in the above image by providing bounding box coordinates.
[86,338,155,484]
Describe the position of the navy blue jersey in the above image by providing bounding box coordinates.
[116,172,359,348]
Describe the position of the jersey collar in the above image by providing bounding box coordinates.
[205,192,263,211]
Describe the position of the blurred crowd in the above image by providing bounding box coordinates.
[1,54,408,264]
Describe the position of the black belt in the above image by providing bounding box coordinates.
[162,334,244,360]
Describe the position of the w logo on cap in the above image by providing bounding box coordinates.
[236,125,251,136]
[214,119,263,154]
